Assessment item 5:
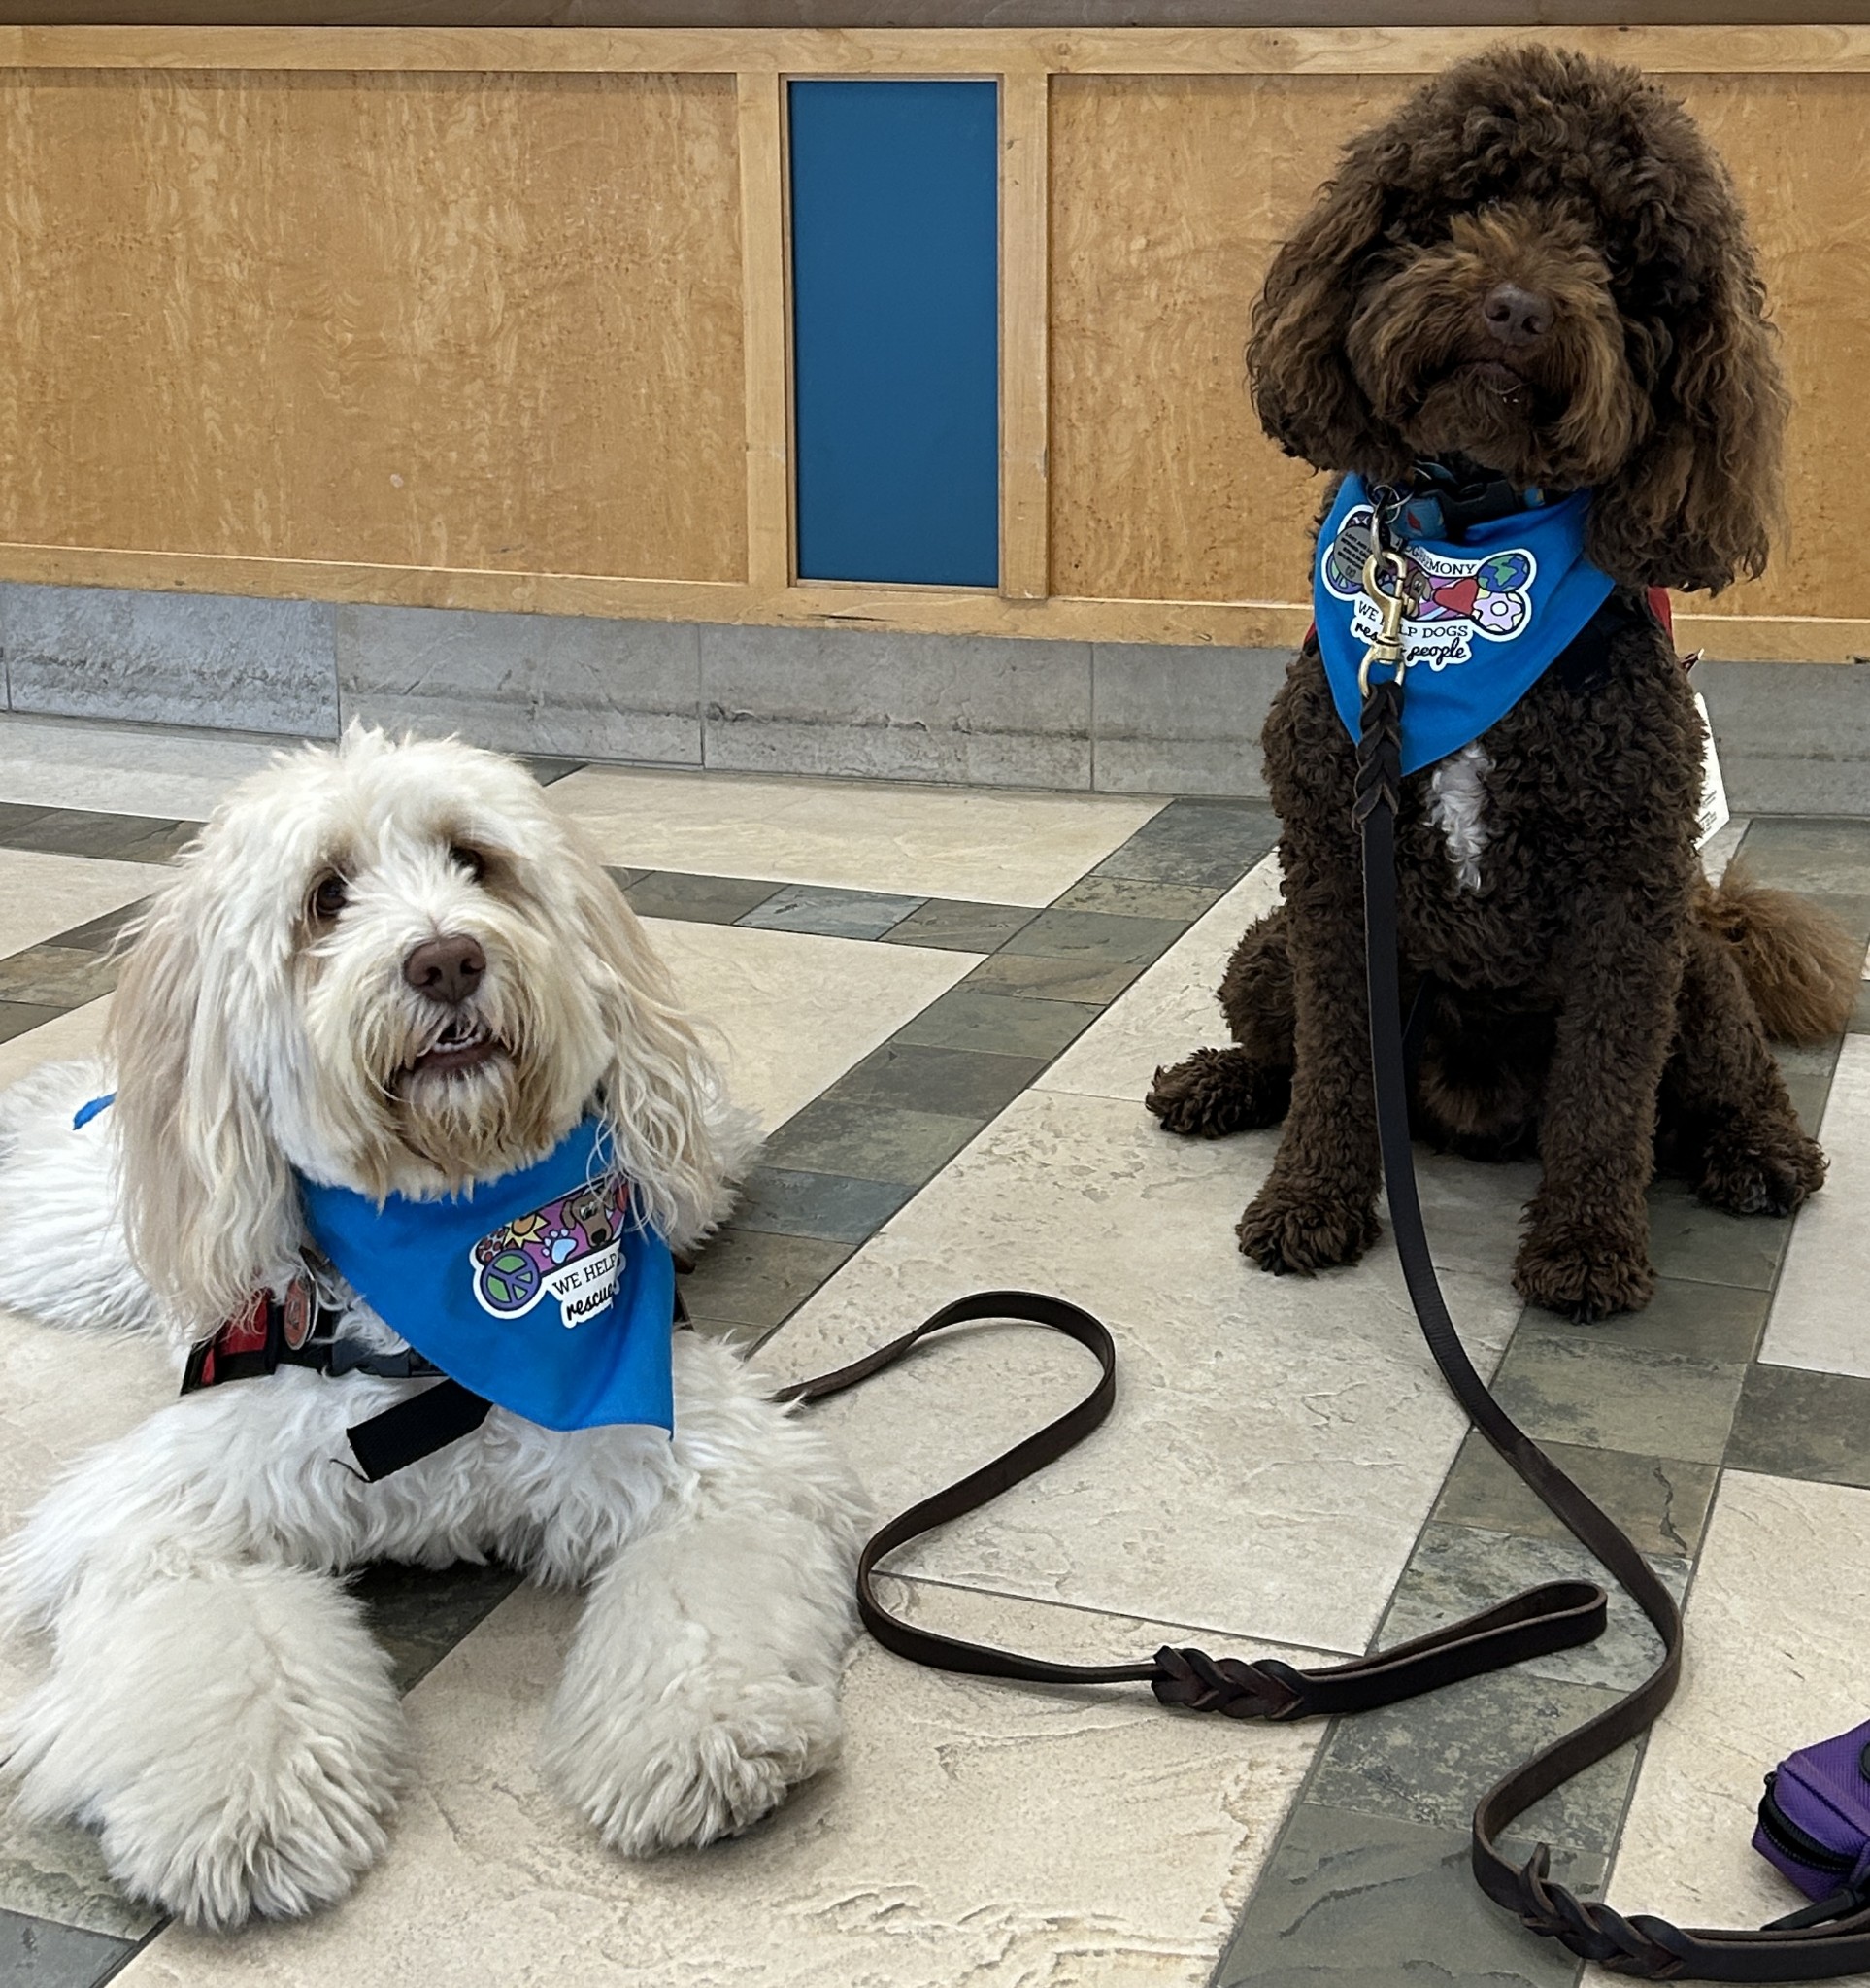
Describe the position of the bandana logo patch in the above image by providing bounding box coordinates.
[1323,505,1537,671]
[471,1179,629,1329]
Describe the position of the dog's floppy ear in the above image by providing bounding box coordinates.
[1248,154,1397,472]
[560,828,749,1257]
[1589,243,1788,593]
[105,866,298,1343]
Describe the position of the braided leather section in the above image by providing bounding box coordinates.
[1352,677,1405,824]
[1150,1646,1305,1721]
[1509,1847,1687,1978]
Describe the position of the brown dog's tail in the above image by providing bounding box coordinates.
[1698,861,1860,1044]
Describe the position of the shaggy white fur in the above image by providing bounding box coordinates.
[0,728,867,1930]
[1426,740,1493,893]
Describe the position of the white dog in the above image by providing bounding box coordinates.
[0,727,865,1930]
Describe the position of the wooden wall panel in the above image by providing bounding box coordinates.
[1048,72,1411,606]
[0,67,747,581]
[1049,65,1870,641]
[1672,73,1870,634]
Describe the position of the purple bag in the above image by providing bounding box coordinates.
[1756,1720,1870,1927]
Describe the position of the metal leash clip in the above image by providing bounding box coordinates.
[1357,546,1415,698]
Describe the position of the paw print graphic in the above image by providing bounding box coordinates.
[542,1225,580,1265]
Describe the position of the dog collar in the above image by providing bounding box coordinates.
[1313,472,1617,776]
[1384,460,1554,543]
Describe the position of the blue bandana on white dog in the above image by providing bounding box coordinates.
[1314,475,1616,775]
[296,1120,675,1435]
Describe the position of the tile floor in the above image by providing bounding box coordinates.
[0,715,1866,1988]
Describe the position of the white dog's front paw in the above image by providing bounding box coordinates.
[543,1674,842,1856]
[88,1733,402,1929]
[4,1564,407,1928]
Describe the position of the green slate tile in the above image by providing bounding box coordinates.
[0,947,118,1010]
[523,756,584,787]
[830,1041,1045,1119]
[1775,1038,1842,1135]
[1735,817,1870,899]
[0,802,54,842]
[892,986,1102,1059]
[1530,1274,1767,1365]
[761,1096,982,1185]
[1049,874,1224,922]
[997,905,1188,971]
[1091,798,1280,889]
[351,1560,523,1695]
[46,901,149,954]
[1727,1363,1870,1490]
[621,871,781,925]
[1377,1520,1685,1694]
[729,1167,918,1243]
[1304,1664,1640,1855]
[1487,1327,1745,1466]
[739,884,926,940]
[0,1002,66,1045]
[680,1228,855,1342]
[1,811,200,865]
[0,1906,136,1988]
[1215,1803,1599,1988]
[1646,1177,1789,1293]
[879,898,1039,954]
[1432,1429,1718,1560]
[961,951,1146,1005]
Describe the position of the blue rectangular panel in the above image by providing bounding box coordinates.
[789,80,999,589]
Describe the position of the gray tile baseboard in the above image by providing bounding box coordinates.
[5,582,1868,812]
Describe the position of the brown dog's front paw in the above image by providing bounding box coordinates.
[1696,1125,1827,1217]
[1147,1048,1291,1138]
[1514,1220,1655,1323]
[1236,1185,1381,1275]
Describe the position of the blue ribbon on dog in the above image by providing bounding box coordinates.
[1313,474,1616,775]
[297,1120,675,1435]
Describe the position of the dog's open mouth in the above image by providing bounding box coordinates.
[406,1016,502,1078]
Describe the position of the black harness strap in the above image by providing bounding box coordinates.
[179,1283,489,1480]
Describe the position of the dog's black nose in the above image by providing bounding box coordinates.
[404,933,485,1006]
[1482,283,1552,347]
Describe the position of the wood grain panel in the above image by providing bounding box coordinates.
[1049,72,1411,605]
[0,66,746,580]
[1672,72,1870,633]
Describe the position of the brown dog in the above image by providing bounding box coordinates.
[1147,45,1856,1320]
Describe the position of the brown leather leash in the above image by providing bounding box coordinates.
[775,579,1870,1979]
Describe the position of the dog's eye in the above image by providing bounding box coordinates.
[309,873,349,922]
[450,844,488,885]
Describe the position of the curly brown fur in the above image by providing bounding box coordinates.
[1149,43,1831,1321]
[1694,862,1858,1044]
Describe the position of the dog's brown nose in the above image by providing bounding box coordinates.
[1482,283,1552,347]
[403,933,485,1006]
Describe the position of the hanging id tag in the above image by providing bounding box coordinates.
[1690,686,1730,851]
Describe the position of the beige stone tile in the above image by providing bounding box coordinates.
[1038,855,1283,1104]
[1758,1034,1870,1377]
[758,1087,1531,1657]
[1582,1471,1870,1985]
[121,1579,1329,1988]
[641,920,978,1132]
[551,764,1165,907]
[0,715,284,820]
[0,995,114,1091]
[0,852,153,960]
[0,1290,181,1936]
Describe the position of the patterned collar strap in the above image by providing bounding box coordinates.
[1313,473,1617,776]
